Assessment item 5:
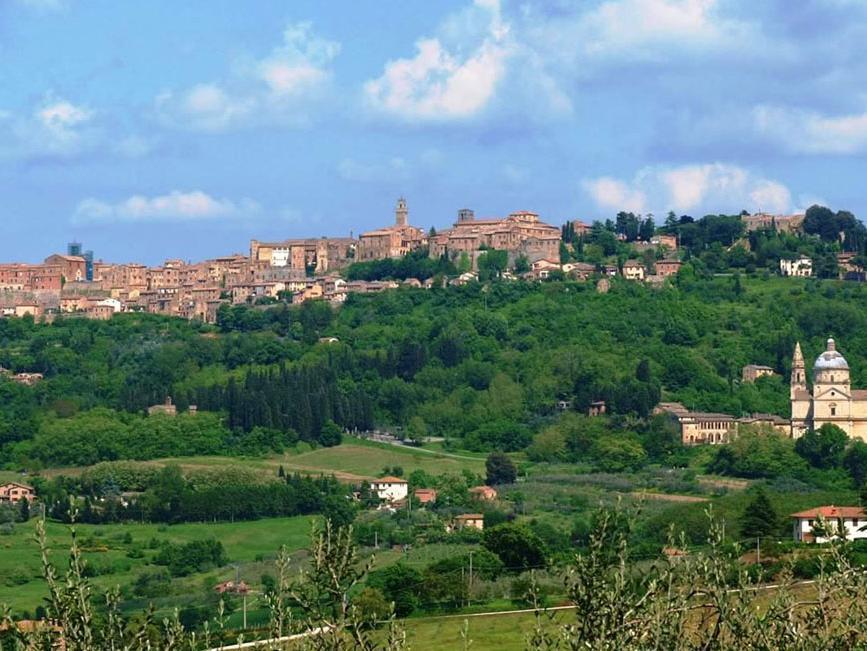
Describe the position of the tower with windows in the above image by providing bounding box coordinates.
[395,197,408,227]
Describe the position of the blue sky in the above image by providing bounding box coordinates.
[2,0,866,264]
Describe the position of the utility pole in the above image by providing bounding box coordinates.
[468,551,474,608]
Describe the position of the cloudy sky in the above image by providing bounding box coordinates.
[2,0,865,263]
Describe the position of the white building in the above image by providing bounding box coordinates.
[96,297,123,313]
[622,260,646,281]
[369,476,408,504]
[780,257,813,277]
[791,506,867,543]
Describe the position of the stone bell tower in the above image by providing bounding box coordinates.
[395,197,408,227]
[791,341,806,400]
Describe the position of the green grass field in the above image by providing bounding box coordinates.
[403,609,565,650]
[0,516,315,613]
[44,440,486,484]
[280,440,486,478]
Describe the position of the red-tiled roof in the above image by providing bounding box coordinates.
[790,505,865,519]
[455,513,484,520]
[376,476,408,484]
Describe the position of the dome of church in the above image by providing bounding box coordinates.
[814,338,849,370]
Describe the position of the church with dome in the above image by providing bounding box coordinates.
[791,338,867,439]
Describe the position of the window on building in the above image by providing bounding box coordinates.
[831,404,837,416]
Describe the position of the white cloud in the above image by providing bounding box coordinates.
[364,0,511,120]
[157,22,339,131]
[582,177,648,213]
[753,104,867,154]
[73,191,259,224]
[0,95,154,161]
[524,0,758,70]
[0,96,94,158]
[583,163,793,215]
[35,99,92,145]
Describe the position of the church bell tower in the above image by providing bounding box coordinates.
[395,197,408,227]
[791,341,807,400]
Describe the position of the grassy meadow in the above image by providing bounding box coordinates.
[0,516,315,613]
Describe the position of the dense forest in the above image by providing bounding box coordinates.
[4,271,867,470]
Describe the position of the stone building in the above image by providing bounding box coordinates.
[250,237,356,273]
[742,212,805,233]
[742,364,776,383]
[791,338,867,440]
[357,198,427,261]
[429,208,560,265]
[654,259,682,278]
[780,257,813,277]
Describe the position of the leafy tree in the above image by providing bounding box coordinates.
[482,523,547,572]
[795,424,849,469]
[320,420,344,448]
[485,452,517,485]
[844,441,867,487]
[370,563,423,617]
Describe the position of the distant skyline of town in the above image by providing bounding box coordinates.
[4,0,867,263]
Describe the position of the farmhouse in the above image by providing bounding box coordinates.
[370,476,408,504]
[0,482,35,503]
[791,506,867,543]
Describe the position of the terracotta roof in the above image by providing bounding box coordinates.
[375,476,408,484]
[682,412,736,421]
[0,482,34,490]
[455,513,484,520]
[853,390,867,400]
[790,505,866,519]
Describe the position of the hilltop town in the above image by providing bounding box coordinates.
[2,201,865,325]
[3,203,867,646]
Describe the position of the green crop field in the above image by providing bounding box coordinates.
[45,440,486,484]
[0,515,315,613]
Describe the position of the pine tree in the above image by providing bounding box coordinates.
[741,488,778,538]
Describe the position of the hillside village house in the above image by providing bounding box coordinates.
[451,513,485,531]
[413,488,437,505]
[654,259,682,278]
[742,364,776,383]
[249,237,356,273]
[370,476,408,504]
[622,260,645,281]
[791,506,867,543]
[0,482,35,503]
[469,486,498,501]
[148,396,178,416]
[780,257,813,277]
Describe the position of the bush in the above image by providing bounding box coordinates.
[153,540,227,577]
